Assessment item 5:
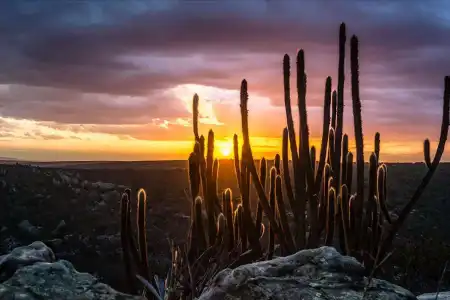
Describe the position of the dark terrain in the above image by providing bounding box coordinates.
[0,160,449,295]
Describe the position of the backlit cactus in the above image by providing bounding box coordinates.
[119,22,450,299]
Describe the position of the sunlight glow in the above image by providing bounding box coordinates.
[219,143,231,157]
[216,139,233,158]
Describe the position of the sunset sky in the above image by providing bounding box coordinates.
[1,1,450,162]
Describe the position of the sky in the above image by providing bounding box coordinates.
[1,0,450,162]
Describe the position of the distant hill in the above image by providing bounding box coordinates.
[0,157,19,161]
[0,160,189,170]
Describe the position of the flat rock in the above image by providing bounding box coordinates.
[0,260,144,300]
[0,241,55,281]
[198,246,417,300]
[0,242,143,300]
[418,292,450,299]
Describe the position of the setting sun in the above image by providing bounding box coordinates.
[217,140,232,158]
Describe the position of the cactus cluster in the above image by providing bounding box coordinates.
[119,22,450,299]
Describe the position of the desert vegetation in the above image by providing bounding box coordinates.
[118,23,450,299]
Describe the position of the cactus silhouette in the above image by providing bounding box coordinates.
[119,22,450,299]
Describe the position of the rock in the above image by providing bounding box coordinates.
[17,220,41,237]
[0,260,144,300]
[0,242,144,299]
[0,241,55,281]
[52,220,67,236]
[418,292,450,299]
[198,246,416,300]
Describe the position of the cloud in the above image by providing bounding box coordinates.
[0,0,449,160]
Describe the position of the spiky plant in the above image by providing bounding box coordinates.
[119,22,449,299]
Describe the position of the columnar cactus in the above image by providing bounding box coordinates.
[119,22,450,299]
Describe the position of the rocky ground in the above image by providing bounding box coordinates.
[0,161,449,295]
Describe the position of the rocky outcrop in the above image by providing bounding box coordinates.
[0,241,143,300]
[198,246,417,300]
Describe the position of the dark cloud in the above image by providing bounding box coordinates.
[0,84,188,124]
[0,0,449,137]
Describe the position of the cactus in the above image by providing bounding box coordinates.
[255,158,266,239]
[120,22,450,299]
[216,213,226,243]
[315,77,332,192]
[239,79,290,253]
[193,94,199,141]
[267,167,277,259]
[333,24,346,191]
[350,35,365,252]
[192,197,207,255]
[275,175,295,254]
[374,132,381,162]
[120,192,136,293]
[377,76,450,265]
[325,186,336,246]
[339,184,350,254]
[222,189,234,251]
[136,189,150,286]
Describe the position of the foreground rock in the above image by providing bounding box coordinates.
[198,246,417,300]
[418,292,450,299]
[0,241,143,300]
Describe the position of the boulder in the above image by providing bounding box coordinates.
[0,242,144,300]
[418,292,450,299]
[0,241,55,281]
[198,246,417,300]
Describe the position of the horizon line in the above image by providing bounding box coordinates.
[0,159,444,165]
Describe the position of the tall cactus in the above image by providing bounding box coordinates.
[120,22,450,299]
[283,55,305,248]
[350,35,365,252]
[377,76,450,265]
[333,23,346,192]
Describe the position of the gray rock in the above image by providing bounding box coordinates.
[0,260,144,300]
[0,241,55,281]
[418,291,450,299]
[0,242,144,300]
[198,246,416,300]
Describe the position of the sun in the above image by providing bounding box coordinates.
[218,141,232,158]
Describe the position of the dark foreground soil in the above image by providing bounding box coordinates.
[1,160,449,295]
